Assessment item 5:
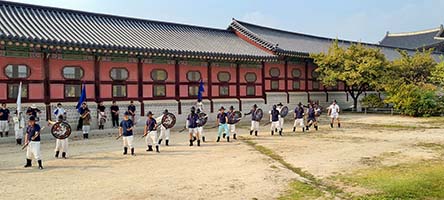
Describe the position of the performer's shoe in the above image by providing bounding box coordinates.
[62,152,67,159]
[338,123,341,128]
[275,128,278,133]
[293,127,296,132]
[202,136,206,142]
[38,160,43,170]
[55,151,60,158]
[255,131,258,136]
[193,136,197,142]
[302,128,305,132]
[158,139,163,145]
[165,140,169,146]
[147,146,153,152]
[250,130,253,135]
[197,140,201,146]
[123,147,128,155]
[233,134,237,140]
[131,148,135,156]
[279,130,282,136]
[189,140,193,146]
[227,136,230,142]
[271,131,274,136]
[0,132,3,137]
[5,131,8,137]
[16,139,22,145]
[156,146,160,153]
[223,133,226,139]
[216,137,220,142]
[330,123,333,128]
[315,126,318,131]
[83,134,87,139]
[24,159,32,168]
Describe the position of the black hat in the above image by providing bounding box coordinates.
[163,109,169,114]
[272,105,277,109]
[57,103,62,106]
[147,111,153,115]
[229,106,234,110]
[191,106,196,112]
[124,111,129,116]
[219,106,225,111]
[277,103,283,106]
[298,102,302,106]
[29,116,36,121]
[253,104,257,108]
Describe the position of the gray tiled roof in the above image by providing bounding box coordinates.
[380,27,444,50]
[229,19,443,61]
[0,1,275,60]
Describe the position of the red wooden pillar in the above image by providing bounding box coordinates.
[94,55,101,102]
[261,61,266,104]
[207,61,213,113]
[236,63,241,111]
[175,59,181,114]
[305,59,310,102]
[138,57,144,116]
[284,59,289,104]
[43,51,51,120]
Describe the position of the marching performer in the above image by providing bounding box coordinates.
[269,105,280,136]
[119,112,135,156]
[13,110,25,145]
[196,99,204,112]
[187,107,200,146]
[328,100,341,128]
[196,109,205,142]
[306,103,319,131]
[277,103,284,135]
[81,103,91,139]
[48,115,69,159]
[128,100,136,122]
[143,111,160,153]
[53,103,65,120]
[23,116,43,170]
[97,101,106,130]
[227,106,237,140]
[158,109,171,146]
[216,106,229,142]
[244,104,260,136]
[0,103,10,137]
[26,104,41,123]
[110,101,120,128]
[293,102,305,132]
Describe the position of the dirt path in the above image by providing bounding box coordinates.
[1,113,443,199]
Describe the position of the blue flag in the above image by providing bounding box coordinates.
[197,80,204,101]
[76,84,86,112]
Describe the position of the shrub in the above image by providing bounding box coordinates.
[360,94,384,108]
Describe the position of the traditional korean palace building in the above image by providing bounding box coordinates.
[0,1,441,124]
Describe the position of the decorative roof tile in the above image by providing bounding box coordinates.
[0,1,276,60]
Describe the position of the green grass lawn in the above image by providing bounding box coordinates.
[278,181,325,200]
[338,161,444,200]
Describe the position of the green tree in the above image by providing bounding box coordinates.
[311,41,388,110]
[383,50,442,116]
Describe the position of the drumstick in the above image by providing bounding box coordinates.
[22,127,45,150]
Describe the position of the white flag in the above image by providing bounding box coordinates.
[16,82,22,114]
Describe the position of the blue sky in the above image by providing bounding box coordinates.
[8,0,444,43]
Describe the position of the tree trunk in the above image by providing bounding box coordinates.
[352,96,359,112]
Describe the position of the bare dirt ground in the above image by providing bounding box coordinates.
[0,113,443,199]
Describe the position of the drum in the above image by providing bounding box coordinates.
[161,113,176,129]
[280,106,289,117]
[228,111,243,124]
[51,121,72,139]
[254,108,264,121]
[197,112,208,126]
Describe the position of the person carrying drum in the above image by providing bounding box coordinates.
[48,115,69,159]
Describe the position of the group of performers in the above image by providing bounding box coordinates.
[0,99,341,170]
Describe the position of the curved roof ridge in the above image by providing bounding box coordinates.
[387,26,442,37]
[0,0,231,33]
